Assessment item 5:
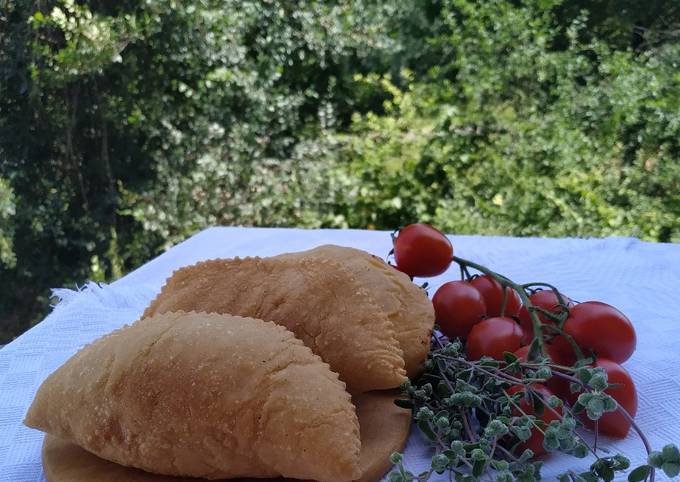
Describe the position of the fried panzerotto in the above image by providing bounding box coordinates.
[142,256,407,393]
[25,312,362,482]
[274,245,434,378]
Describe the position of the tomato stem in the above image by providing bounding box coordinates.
[499,287,509,317]
[452,255,546,357]
[521,283,572,329]
[540,324,587,361]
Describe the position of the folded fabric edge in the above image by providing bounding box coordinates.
[50,281,157,314]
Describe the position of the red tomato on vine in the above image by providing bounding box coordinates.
[470,275,522,318]
[433,281,486,339]
[563,301,636,364]
[466,317,523,360]
[518,290,573,345]
[393,224,453,277]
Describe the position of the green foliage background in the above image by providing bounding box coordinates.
[1,0,679,342]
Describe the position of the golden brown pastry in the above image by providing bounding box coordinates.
[275,245,434,378]
[25,312,361,482]
[40,390,412,482]
[142,257,406,393]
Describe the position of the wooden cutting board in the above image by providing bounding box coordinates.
[42,390,411,482]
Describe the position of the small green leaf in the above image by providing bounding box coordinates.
[586,396,605,420]
[559,435,576,451]
[602,395,617,412]
[436,380,452,397]
[472,458,486,477]
[572,443,589,458]
[431,453,450,473]
[435,416,450,428]
[599,466,615,482]
[558,417,576,437]
[416,407,434,421]
[589,373,607,391]
[627,465,650,482]
[612,454,630,470]
[662,462,680,478]
[535,366,552,380]
[394,399,414,409]
[663,444,680,462]
[578,471,598,482]
[519,448,534,462]
[442,449,457,460]
[479,358,501,368]
[572,401,585,414]
[512,424,532,441]
[484,419,509,438]
[503,352,518,364]
[470,448,486,461]
[417,420,437,442]
[548,395,563,408]
[649,451,665,467]
[543,432,560,451]
[496,470,513,482]
[388,471,404,482]
[450,440,465,456]
[576,367,593,384]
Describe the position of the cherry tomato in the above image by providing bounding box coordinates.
[518,290,573,345]
[433,281,486,339]
[563,301,636,364]
[571,358,638,438]
[466,317,523,360]
[549,335,578,367]
[393,224,453,277]
[470,275,522,318]
[507,384,562,455]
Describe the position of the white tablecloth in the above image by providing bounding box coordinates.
[1,227,679,481]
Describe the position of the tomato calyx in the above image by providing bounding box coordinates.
[518,289,573,345]
[470,274,522,318]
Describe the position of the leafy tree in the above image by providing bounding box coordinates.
[332,0,680,240]
[0,0,396,341]
[1,0,679,342]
